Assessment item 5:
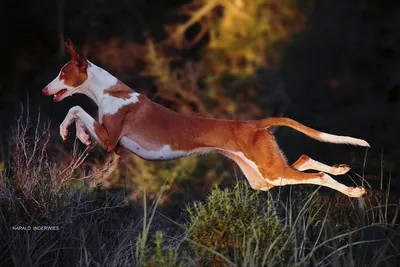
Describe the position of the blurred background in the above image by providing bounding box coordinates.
[1,0,400,202]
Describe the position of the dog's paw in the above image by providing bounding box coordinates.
[349,186,366,198]
[77,130,91,146]
[332,164,351,175]
[60,124,69,141]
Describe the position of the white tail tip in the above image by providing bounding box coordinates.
[319,133,370,147]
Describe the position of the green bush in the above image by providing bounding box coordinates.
[185,182,294,266]
[145,231,182,267]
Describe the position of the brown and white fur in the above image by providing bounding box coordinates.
[42,40,370,197]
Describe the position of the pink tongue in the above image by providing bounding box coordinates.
[54,89,66,100]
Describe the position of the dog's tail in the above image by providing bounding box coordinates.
[255,117,370,147]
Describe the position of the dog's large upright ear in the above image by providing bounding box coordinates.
[65,39,88,69]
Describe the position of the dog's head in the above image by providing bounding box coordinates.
[42,40,89,101]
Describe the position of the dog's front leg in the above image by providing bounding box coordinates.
[60,106,118,152]
[74,119,92,146]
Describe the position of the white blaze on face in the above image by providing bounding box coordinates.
[43,61,119,103]
[46,71,72,91]
[45,69,74,101]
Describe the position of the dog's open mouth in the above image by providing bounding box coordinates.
[53,89,67,101]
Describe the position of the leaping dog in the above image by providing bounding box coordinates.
[42,40,370,197]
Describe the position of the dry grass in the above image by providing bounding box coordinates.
[0,108,399,266]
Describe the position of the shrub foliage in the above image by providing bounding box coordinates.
[185,182,294,266]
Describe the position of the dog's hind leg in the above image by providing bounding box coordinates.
[218,150,274,190]
[265,167,365,197]
[244,129,365,197]
[292,154,350,176]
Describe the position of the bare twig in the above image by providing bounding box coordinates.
[11,104,51,201]
[68,154,121,188]
[59,139,95,185]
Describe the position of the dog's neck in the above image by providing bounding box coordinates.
[79,61,122,105]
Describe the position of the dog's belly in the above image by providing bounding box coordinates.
[119,136,190,160]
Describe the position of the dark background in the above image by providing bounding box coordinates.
[1,0,400,193]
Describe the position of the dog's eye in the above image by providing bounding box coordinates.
[60,71,66,79]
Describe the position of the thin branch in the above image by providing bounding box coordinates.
[171,0,219,45]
